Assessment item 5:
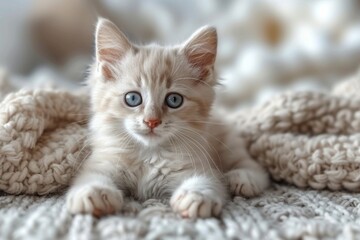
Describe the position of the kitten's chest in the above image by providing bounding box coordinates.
[120,151,185,200]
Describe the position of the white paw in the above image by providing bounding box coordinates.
[170,190,223,219]
[226,169,269,197]
[67,185,124,217]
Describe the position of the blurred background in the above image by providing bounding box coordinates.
[1,0,360,109]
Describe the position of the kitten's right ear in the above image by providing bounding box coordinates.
[95,18,131,80]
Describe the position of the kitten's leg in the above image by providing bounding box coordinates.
[226,158,269,198]
[221,132,270,197]
[170,175,227,219]
[66,156,124,217]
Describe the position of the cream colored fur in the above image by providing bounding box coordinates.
[66,19,269,218]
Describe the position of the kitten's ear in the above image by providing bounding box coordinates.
[183,26,217,79]
[95,18,131,80]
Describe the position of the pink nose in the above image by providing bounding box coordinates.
[144,119,162,129]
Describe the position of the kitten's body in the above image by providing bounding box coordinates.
[67,19,269,218]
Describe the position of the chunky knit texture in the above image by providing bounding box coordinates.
[0,72,90,195]
[2,184,360,239]
[237,90,360,192]
[1,70,360,195]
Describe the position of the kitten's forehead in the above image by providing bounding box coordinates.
[124,46,192,89]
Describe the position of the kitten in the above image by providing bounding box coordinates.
[66,18,269,218]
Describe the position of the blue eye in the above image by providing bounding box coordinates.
[125,92,142,107]
[166,93,183,108]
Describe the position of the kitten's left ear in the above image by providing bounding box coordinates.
[95,18,132,80]
[182,26,217,80]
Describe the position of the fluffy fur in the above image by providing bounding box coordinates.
[66,18,269,218]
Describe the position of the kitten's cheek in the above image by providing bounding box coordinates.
[123,119,133,132]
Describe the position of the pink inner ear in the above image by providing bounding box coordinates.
[98,48,123,63]
[186,51,215,79]
[96,19,132,81]
[184,27,217,80]
[187,51,216,68]
[101,63,114,80]
[98,48,123,80]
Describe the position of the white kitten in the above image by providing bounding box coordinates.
[67,18,269,218]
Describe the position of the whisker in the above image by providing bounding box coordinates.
[172,77,200,82]
[177,125,234,155]
[171,120,226,125]
[176,131,214,177]
[181,133,217,179]
[68,119,89,126]
[68,113,91,117]
[173,132,199,174]
[176,126,225,175]
[73,141,92,175]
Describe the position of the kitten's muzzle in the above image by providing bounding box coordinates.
[143,119,162,129]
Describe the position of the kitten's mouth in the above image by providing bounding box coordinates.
[140,130,159,137]
[146,131,158,137]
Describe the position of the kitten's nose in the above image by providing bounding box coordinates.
[143,119,162,129]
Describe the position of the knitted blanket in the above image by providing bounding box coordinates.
[238,86,360,192]
[2,184,360,240]
[1,70,360,195]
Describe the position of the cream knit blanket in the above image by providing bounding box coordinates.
[1,69,360,195]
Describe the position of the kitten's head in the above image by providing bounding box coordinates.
[90,18,218,147]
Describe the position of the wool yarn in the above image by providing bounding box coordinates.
[234,79,360,191]
[0,86,90,194]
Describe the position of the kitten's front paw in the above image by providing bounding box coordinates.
[226,169,269,198]
[170,190,223,219]
[67,185,124,217]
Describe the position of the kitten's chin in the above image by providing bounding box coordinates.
[132,131,167,147]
